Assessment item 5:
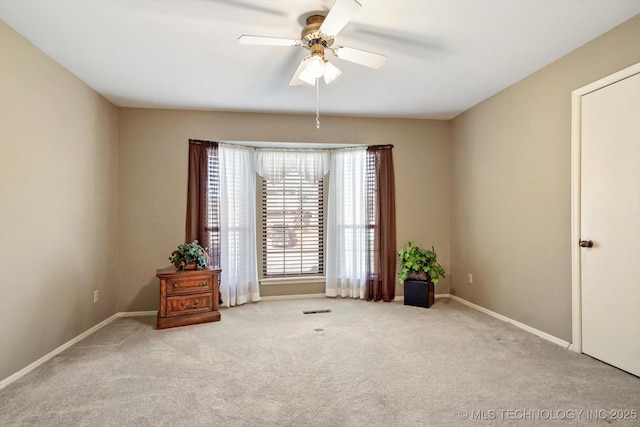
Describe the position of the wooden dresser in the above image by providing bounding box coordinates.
[156,267,221,329]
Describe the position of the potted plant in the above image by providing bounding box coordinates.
[168,240,209,271]
[398,241,445,308]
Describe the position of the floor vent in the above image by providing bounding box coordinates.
[303,309,332,315]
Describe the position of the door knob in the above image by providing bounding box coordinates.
[579,240,594,248]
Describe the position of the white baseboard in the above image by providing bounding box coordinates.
[261,293,451,302]
[0,310,158,390]
[448,295,570,349]
[122,310,158,317]
[260,293,326,301]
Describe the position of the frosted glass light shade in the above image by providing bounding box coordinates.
[306,55,326,78]
[298,66,317,86]
[323,61,341,84]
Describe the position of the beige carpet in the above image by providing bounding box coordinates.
[1,298,639,426]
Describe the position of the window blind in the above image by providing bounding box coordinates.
[262,173,324,277]
[366,150,377,276]
[206,149,221,268]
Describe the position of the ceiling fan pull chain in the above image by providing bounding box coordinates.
[316,77,320,129]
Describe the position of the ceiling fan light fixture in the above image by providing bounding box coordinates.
[323,61,341,84]
[298,67,317,86]
[306,54,326,78]
[299,54,325,85]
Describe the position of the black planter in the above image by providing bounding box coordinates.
[404,279,435,308]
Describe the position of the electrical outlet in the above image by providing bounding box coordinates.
[93,290,99,304]
[467,273,473,284]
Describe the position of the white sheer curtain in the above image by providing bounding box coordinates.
[219,144,260,306]
[326,147,368,298]
[255,149,329,181]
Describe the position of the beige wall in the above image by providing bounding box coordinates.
[117,109,450,310]
[0,21,119,380]
[450,15,640,341]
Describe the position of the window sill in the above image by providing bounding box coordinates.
[260,276,326,286]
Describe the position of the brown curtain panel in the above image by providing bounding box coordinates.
[185,139,220,267]
[366,145,396,302]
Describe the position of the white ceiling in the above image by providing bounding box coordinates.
[1,0,639,119]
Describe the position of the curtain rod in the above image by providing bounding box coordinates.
[189,139,218,146]
[366,144,394,151]
[189,140,393,151]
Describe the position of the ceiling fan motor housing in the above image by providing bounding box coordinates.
[302,14,334,58]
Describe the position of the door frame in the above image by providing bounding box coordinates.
[570,62,640,354]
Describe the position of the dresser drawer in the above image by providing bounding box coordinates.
[165,276,212,295]
[166,293,213,317]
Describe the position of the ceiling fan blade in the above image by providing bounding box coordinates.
[238,35,300,47]
[319,0,362,37]
[289,57,311,86]
[332,46,387,69]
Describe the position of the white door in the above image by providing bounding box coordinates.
[580,70,640,377]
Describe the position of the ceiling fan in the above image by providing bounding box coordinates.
[238,0,387,86]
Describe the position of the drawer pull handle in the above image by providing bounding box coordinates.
[172,281,207,289]
[180,299,200,310]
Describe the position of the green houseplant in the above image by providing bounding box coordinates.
[168,240,209,271]
[398,241,445,284]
